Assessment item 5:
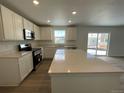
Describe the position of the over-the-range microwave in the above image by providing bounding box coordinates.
[23,29,35,40]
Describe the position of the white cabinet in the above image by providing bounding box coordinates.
[23,18,33,31]
[66,27,77,40]
[0,5,41,41]
[43,47,56,59]
[0,53,33,86]
[40,27,53,40]
[0,5,24,40]
[19,53,33,81]
[13,13,23,40]
[34,24,40,40]
[1,5,15,40]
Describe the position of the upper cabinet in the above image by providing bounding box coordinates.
[23,18,33,31]
[1,5,15,40]
[66,27,77,40]
[34,24,40,40]
[40,27,53,40]
[13,13,23,40]
[0,5,24,40]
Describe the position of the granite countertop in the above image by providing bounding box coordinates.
[48,49,124,74]
[0,51,32,58]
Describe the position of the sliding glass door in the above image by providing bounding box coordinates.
[87,33,109,56]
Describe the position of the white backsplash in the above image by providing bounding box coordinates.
[0,40,77,53]
[0,41,40,53]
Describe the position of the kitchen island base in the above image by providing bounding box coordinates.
[51,73,121,93]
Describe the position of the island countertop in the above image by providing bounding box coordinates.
[48,49,124,74]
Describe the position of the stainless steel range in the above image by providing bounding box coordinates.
[32,48,42,70]
[18,44,43,71]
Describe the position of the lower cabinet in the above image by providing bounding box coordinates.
[0,53,33,86]
[43,47,56,59]
[19,53,33,81]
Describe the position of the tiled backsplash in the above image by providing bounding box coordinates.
[0,41,40,53]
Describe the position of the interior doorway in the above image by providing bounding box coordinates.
[87,33,110,56]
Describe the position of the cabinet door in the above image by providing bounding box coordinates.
[40,27,53,40]
[13,13,23,40]
[1,5,15,40]
[23,18,33,31]
[19,58,27,80]
[19,53,33,81]
[28,21,33,31]
[34,24,40,40]
[44,47,56,59]
[23,18,28,29]
[0,8,4,40]
[25,53,33,75]
[66,27,77,40]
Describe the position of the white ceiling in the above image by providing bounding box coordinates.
[1,0,124,26]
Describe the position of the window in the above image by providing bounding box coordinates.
[54,30,65,44]
[87,33,110,56]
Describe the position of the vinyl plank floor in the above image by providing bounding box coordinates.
[0,59,52,93]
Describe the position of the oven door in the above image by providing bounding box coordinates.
[33,54,42,70]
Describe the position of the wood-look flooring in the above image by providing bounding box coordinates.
[0,59,52,93]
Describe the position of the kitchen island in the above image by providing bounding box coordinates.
[48,49,124,93]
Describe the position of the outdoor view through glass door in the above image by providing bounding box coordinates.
[87,33,110,56]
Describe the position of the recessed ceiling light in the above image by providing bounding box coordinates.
[47,20,51,23]
[68,20,72,23]
[33,0,39,5]
[72,11,77,15]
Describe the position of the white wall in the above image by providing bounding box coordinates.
[77,26,124,56]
